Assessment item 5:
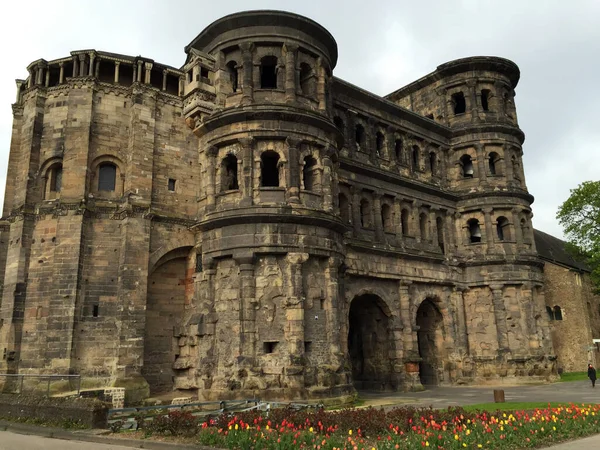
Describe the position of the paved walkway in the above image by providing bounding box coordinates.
[0,431,136,450]
[360,380,600,409]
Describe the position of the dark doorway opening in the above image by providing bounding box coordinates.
[416,299,443,386]
[348,294,393,390]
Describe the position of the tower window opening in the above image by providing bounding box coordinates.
[168,178,176,192]
[263,341,279,353]
[481,89,491,111]
[360,199,371,228]
[419,213,429,241]
[260,151,280,187]
[381,203,392,232]
[452,92,466,115]
[429,151,437,175]
[554,306,563,321]
[339,193,350,224]
[48,163,62,193]
[299,63,315,97]
[401,208,409,236]
[375,132,385,157]
[226,61,238,92]
[436,216,445,253]
[488,152,499,175]
[496,216,509,241]
[460,154,474,178]
[260,56,278,89]
[355,124,365,148]
[395,139,403,163]
[546,306,554,321]
[303,155,317,191]
[92,304,99,318]
[334,116,344,133]
[98,163,117,192]
[468,218,482,243]
[221,154,239,190]
[411,146,419,172]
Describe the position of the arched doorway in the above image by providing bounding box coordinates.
[348,294,393,390]
[142,249,190,394]
[416,299,444,386]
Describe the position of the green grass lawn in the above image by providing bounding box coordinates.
[560,371,589,382]
[462,401,588,412]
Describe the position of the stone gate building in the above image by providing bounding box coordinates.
[0,10,561,403]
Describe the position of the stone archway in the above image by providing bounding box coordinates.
[416,299,444,386]
[348,294,393,390]
[142,250,191,395]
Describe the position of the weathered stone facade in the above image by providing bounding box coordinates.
[0,10,561,403]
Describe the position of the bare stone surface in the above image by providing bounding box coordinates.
[0,10,596,405]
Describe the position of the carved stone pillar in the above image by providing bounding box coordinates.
[490,284,510,353]
[72,56,78,78]
[284,252,309,391]
[325,257,343,365]
[136,60,143,83]
[58,62,64,84]
[483,207,494,253]
[347,111,357,157]
[88,52,96,77]
[205,146,218,211]
[321,148,334,212]
[429,208,438,245]
[162,69,168,91]
[373,193,384,242]
[412,200,421,242]
[78,54,86,77]
[512,208,523,246]
[114,62,120,83]
[235,255,256,358]
[351,187,361,235]
[144,62,153,84]
[284,44,297,103]
[44,67,50,87]
[452,286,469,355]
[467,80,478,123]
[179,76,185,96]
[15,80,23,103]
[398,281,414,358]
[240,43,254,105]
[239,137,254,207]
[286,138,301,203]
[36,63,45,85]
[317,57,326,111]
[475,144,487,182]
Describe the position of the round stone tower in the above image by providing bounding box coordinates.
[179,11,352,401]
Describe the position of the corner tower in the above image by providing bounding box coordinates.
[177,11,352,401]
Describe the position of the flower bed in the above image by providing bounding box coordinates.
[135,403,600,449]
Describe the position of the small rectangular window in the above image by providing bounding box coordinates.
[92,304,99,317]
[263,341,278,354]
[200,67,209,78]
[168,179,176,191]
[304,341,312,353]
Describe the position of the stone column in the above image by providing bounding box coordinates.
[78,54,86,77]
[15,80,23,103]
[532,284,553,354]
[44,67,50,87]
[284,44,297,103]
[88,52,96,77]
[467,79,477,123]
[36,63,45,85]
[412,200,421,242]
[162,69,168,91]
[373,193,384,242]
[284,252,309,393]
[317,57,327,111]
[321,148,334,212]
[205,146,218,211]
[144,62,152,84]
[114,62,120,83]
[179,76,185,96]
[72,56,78,77]
[490,284,510,353]
[57,62,64,85]
[239,137,254,207]
[520,282,539,352]
[235,255,256,358]
[512,208,523,246]
[132,63,137,84]
[325,257,343,367]
[399,281,420,388]
[475,143,487,182]
[240,42,254,105]
[136,60,143,83]
[452,286,469,355]
[286,138,301,203]
[483,207,494,253]
[504,146,514,180]
[429,208,438,245]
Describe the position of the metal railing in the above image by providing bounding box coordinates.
[0,373,81,396]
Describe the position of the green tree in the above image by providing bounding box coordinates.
[557,180,600,292]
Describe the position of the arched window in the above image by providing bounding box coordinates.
[260,151,280,187]
[460,154,474,178]
[411,146,419,172]
[381,203,392,232]
[496,216,509,241]
[260,56,278,89]
[467,218,481,243]
[360,199,371,228]
[395,139,403,163]
[221,154,239,191]
[481,89,491,111]
[401,208,409,236]
[303,155,317,191]
[226,61,238,93]
[419,213,428,241]
[375,132,385,157]
[299,63,315,97]
[554,306,563,321]
[355,124,365,149]
[452,92,466,115]
[546,306,554,321]
[488,152,500,175]
[429,151,437,175]
[339,193,350,224]
[98,163,117,191]
[48,163,62,193]
[436,217,444,253]
[334,116,344,133]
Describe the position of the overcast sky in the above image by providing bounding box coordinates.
[0,0,598,238]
